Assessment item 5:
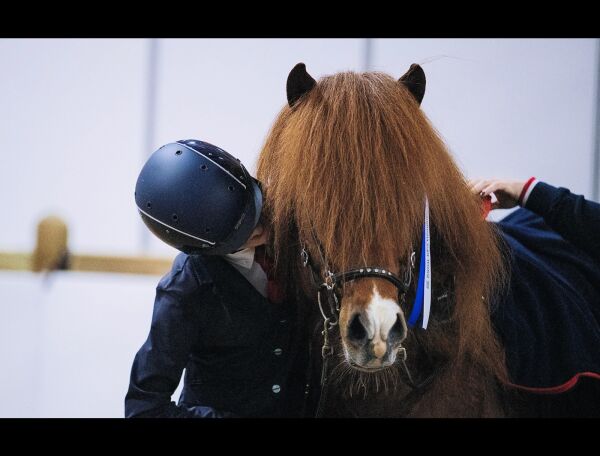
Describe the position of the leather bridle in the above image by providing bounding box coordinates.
[300,233,415,349]
[299,229,439,416]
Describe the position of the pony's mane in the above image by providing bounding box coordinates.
[257,70,509,384]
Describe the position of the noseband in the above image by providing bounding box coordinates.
[300,237,415,353]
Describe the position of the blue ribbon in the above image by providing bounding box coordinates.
[407,221,426,327]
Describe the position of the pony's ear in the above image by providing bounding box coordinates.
[287,63,316,107]
[399,64,426,105]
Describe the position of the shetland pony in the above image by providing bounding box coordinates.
[256,63,600,417]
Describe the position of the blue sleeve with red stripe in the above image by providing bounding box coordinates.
[524,181,600,263]
[492,208,600,400]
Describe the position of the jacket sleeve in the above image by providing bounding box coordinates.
[124,253,234,418]
[524,181,600,262]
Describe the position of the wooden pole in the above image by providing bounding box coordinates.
[1,215,174,276]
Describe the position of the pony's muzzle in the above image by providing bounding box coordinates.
[346,312,407,363]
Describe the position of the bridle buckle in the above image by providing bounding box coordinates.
[323,270,335,291]
[300,245,310,268]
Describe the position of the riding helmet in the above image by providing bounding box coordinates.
[134,139,263,255]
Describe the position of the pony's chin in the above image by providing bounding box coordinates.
[348,359,395,373]
[343,344,400,373]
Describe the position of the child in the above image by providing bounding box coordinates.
[125,139,307,417]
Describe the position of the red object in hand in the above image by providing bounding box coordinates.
[481,194,492,219]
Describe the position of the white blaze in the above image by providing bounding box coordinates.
[363,285,401,343]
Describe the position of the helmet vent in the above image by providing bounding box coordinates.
[146,202,152,209]
[228,185,234,191]
[201,164,208,171]
[175,150,182,156]
[172,214,178,222]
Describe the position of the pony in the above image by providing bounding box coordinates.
[256,63,600,417]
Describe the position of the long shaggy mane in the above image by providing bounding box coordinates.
[256,70,510,393]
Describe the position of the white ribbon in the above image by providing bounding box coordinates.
[422,197,432,329]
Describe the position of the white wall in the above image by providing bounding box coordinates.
[372,39,597,221]
[0,271,172,418]
[0,39,147,256]
[0,39,597,417]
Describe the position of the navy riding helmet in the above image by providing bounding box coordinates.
[135,139,263,255]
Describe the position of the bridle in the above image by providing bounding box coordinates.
[299,229,436,416]
[300,232,414,352]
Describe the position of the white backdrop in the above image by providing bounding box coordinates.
[0,270,168,418]
[0,38,597,417]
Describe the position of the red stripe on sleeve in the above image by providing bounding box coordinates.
[518,176,536,206]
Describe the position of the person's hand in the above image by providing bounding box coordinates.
[468,179,527,210]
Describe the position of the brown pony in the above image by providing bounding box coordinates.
[256,63,513,417]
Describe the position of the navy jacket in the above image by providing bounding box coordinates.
[492,182,600,411]
[125,254,308,418]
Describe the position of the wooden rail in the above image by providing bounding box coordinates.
[0,215,174,275]
[0,251,174,276]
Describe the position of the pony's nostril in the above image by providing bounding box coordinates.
[347,313,368,345]
[389,314,406,341]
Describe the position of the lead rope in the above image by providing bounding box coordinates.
[314,327,332,417]
[315,287,337,417]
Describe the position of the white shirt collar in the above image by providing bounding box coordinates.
[224,247,255,270]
